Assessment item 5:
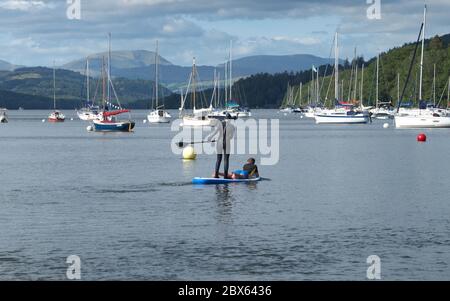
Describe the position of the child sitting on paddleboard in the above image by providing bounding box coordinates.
[216,158,259,180]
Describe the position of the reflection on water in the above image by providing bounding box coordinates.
[215,185,234,223]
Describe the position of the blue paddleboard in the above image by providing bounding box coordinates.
[192,177,261,185]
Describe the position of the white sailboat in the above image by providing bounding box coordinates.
[77,57,103,121]
[370,53,394,119]
[395,5,450,128]
[147,41,171,124]
[179,58,214,127]
[215,41,251,118]
[315,32,370,124]
[47,63,66,123]
[280,83,295,113]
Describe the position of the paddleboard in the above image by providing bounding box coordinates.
[192,177,261,185]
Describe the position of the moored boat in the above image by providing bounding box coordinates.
[179,58,214,127]
[93,110,135,132]
[47,63,65,123]
[147,41,171,124]
[77,58,103,121]
[315,106,370,124]
[394,5,450,129]
[48,110,65,123]
[92,33,135,132]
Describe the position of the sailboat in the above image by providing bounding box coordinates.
[147,41,171,124]
[370,54,394,119]
[48,63,66,123]
[315,32,370,124]
[179,58,214,127]
[77,57,102,121]
[214,41,251,118]
[394,5,450,128]
[280,83,295,113]
[0,108,8,123]
[92,34,135,132]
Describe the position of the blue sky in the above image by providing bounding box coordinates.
[0,0,449,67]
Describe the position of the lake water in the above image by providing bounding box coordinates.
[0,110,449,280]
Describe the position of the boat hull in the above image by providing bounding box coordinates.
[181,116,214,127]
[77,111,103,121]
[394,115,450,128]
[147,110,171,123]
[48,118,65,123]
[93,120,135,132]
[147,116,171,123]
[315,114,369,124]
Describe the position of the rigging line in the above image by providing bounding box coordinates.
[368,61,377,106]
[397,22,424,113]
[325,68,335,106]
[319,34,336,96]
[436,77,448,107]
[92,74,102,107]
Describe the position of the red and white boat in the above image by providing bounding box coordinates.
[48,110,65,122]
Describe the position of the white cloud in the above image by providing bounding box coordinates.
[0,0,48,11]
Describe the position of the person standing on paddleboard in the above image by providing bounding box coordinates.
[207,114,236,179]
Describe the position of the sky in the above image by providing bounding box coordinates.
[0,0,449,67]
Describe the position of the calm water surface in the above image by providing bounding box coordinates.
[0,110,449,280]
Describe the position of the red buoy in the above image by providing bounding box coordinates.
[417,133,427,142]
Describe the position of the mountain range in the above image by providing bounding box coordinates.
[0,59,21,71]
[62,52,337,88]
[0,52,338,89]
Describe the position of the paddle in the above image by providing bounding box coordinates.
[176,140,216,148]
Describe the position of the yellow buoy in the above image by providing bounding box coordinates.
[182,146,197,160]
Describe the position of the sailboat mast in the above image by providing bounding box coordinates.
[316,69,319,103]
[307,85,310,105]
[192,57,196,110]
[354,54,358,101]
[300,82,303,106]
[397,73,400,104]
[448,76,450,108]
[360,64,364,103]
[53,61,56,110]
[224,60,228,105]
[334,32,339,101]
[217,72,220,108]
[86,58,90,105]
[376,53,379,107]
[433,64,436,105]
[419,5,426,101]
[102,57,106,109]
[229,40,233,101]
[155,40,159,109]
[107,33,112,103]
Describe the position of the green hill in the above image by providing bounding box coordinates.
[275,34,450,108]
[0,67,173,109]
